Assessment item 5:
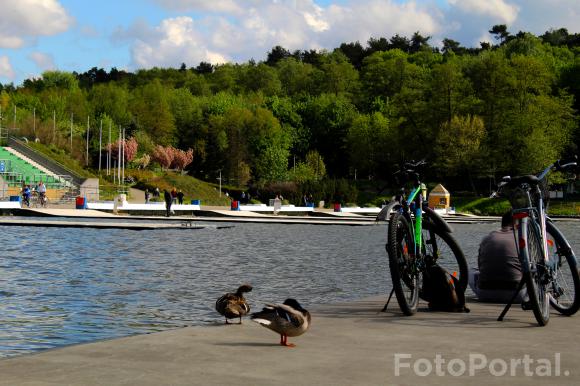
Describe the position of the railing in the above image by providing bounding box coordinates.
[8,136,85,186]
[80,185,128,202]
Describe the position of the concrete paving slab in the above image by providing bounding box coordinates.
[0,297,578,386]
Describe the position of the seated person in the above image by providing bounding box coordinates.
[469,211,526,303]
[22,185,31,207]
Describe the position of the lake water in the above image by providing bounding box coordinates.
[1,218,579,358]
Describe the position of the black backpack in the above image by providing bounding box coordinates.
[420,264,470,313]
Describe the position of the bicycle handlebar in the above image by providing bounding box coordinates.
[553,156,577,173]
[392,160,427,185]
[492,157,577,198]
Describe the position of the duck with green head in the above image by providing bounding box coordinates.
[251,298,311,347]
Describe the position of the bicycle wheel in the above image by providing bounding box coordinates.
[546,221,580,316]
[520,217,550,326]
[387,211,419,315]
[421,221,469,292]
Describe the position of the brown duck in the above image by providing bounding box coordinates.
[215,284,253,324]
[251,298,311,347]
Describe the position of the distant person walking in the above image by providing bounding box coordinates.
[145,189,151,204]
[177,189,184,205]
[171,187,178,204]
[164,189,172,217]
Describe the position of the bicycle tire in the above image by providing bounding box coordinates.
[520,217,550,326]
[546,221,580,316]
[387,211,419,315]
[421,221,469,293]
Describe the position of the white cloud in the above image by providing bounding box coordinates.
[122,0,580,71]
[441,0,580,47]
[130,16,228,69]
[126,0,439,68]
[150,0,245,14]
[508,0,580,35]
[0,56,15,79]
[28,52,56,71]
[448,0,519,24]
[0,0,73,48]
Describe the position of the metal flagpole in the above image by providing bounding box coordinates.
[107,121,111,176]
[86,116,90,166]
[117,126,121,184]
[70,113,73,154]
[52,110,56,142]
[122,127,125,185]
[98,119,102,174]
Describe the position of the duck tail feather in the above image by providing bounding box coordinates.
[251,318,272,326]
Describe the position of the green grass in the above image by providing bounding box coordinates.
[452,196,511,216]
[546,201,580,216]
[131,169,232,206]
[453,196,580,216]
[27,142,96,178]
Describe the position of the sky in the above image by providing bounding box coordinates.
[0,0,579,85]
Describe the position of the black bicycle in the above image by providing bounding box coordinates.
[496,159,580,325]
[377,161,468,315]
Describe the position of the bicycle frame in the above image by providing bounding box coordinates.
[512,164,556,272]
[404,185,423,256]
[497,158,578,324]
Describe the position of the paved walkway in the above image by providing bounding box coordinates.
[0,297,578,385]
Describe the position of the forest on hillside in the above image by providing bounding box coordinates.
[0,25,579,197]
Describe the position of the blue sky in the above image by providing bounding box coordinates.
[1,0,579,85]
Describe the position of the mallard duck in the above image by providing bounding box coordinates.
[251,298,311,347]
[215,284,253,324]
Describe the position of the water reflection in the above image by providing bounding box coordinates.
[1,219,579,357]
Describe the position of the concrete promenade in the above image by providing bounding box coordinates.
[0,296,578,386]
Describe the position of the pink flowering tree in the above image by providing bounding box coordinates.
[152,145,174,170]
[107,137,138,162]
[172,148,194,171]
[124,137,138,162]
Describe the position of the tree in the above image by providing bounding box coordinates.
[339,41,366,69]
[108,137,138,163]
[276,58,314,96]
[410,31,431,53]
[442,38,463,55]
[541,28,569,46]
[195,61,213,74]
[489,24,510,45]
[300,93,356,176]
[389,34,411,52]
[289,150,326,183]
[434,115,485,191]
[367,37,390,54]
[152,145,174,169]
[428,59,478,126]
[347,111,392,179]
[266,45,291,66]
[316,51,359,96]
[240,63,281,96]
[172,148,194,171]
[130,79,176,146]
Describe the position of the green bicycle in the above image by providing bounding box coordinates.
[377,161,468,315]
